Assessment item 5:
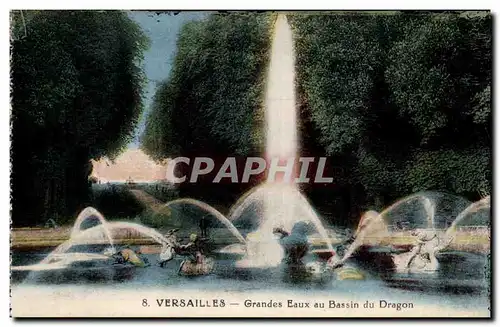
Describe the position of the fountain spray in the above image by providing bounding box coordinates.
[237,14,334,267]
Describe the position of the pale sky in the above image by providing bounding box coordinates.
[127,11,207,148]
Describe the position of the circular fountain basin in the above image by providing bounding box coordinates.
[12,252,136,284]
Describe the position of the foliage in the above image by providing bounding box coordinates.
[385,13,491,147]
[403,147,491,194]
[291,14,382,155]
[291,12,491,207]
[91,184,145,220]
[140,207,185,230]
[139,183,179,203]
[141,12,273,159]
[11,11,149,226]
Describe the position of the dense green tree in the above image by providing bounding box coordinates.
[140,11,490,224]
[291,12,491,216]
[141,13,273,203]
[11,10,149,226]
[142,13,272,159]
[386,13,491,196]
[290,13,409,213]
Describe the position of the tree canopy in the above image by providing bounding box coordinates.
[290,12,491,208]
[140,13,273,204]
[141,13,273,160]
[140,11,491,221]
[11,10,149,226]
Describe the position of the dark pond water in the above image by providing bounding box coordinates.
[10,244,490,314]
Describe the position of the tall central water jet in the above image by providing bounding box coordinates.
[238,15,333,267]
[264,13,298,243]
[241,14,297,267]
[265,14,297,161]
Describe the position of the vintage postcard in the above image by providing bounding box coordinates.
[9,10,491,318]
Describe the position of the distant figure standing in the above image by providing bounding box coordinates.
[199,216,209,238]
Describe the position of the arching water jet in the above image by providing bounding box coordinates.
[331,210,389,267]
[378,194,436,230]
[446,196,490,237]
[40,221,173,265]
[70,207,115,252]
[163,198,246,244]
